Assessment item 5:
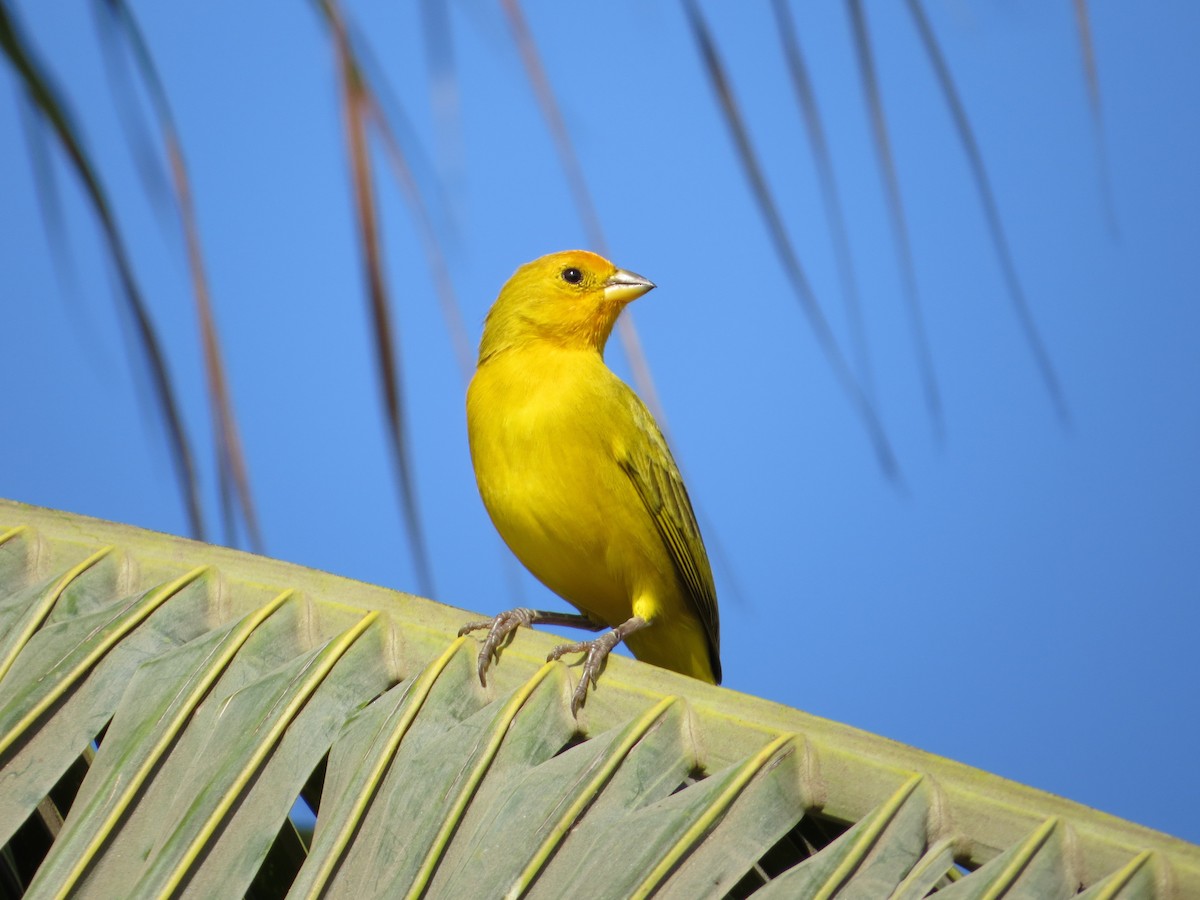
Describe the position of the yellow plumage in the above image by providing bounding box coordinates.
[463,250,720,711]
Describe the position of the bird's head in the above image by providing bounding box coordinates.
[478,250,655,362]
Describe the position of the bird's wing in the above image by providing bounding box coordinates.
[615,396,721,682]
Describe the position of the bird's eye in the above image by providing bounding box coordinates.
[561,267,583,285]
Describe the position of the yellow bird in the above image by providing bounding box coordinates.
[460,250,720,713]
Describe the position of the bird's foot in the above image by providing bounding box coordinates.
[547,616,646,715]
[458,607,538,686]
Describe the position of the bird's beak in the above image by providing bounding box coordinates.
[604,268,656,305]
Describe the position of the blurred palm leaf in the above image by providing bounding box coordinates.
[320,0,435,598]
[0,0,204,540]
[845,0,943,437]
[683,0,899,478]
[328,1,474,382]
[903,0,1069,423]
[1,499,1196,897]
[94,0,265,551]
[771,0,872,398]
[1071,0,1118,234]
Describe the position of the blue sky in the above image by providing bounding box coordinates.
[2,2,1198,844]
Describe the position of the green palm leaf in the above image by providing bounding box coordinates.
[0,499,1196,898]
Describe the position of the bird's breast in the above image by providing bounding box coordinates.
[465,349,665,618]
[468,351,614,534]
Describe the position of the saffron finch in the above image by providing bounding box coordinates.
[460,250,721,713]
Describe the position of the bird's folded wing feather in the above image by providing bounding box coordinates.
[615,397,721,678]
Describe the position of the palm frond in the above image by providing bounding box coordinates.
[1071,0,1118,234]
[905,0,1070,424]
[2,500,1196,896]
[418,0,464,192]
[0,0,204,539]
[683,0,899,480]
[324,0,435,598]
[846,0,943,439]
[94,0,265,549]
[370,96,474,381]
[771,0,873,400]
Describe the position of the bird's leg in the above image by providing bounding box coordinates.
[547,615,649,715]
[458,608,605,686]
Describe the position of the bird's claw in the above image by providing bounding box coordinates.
[547,629,622,715]
[459,607,538,686]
